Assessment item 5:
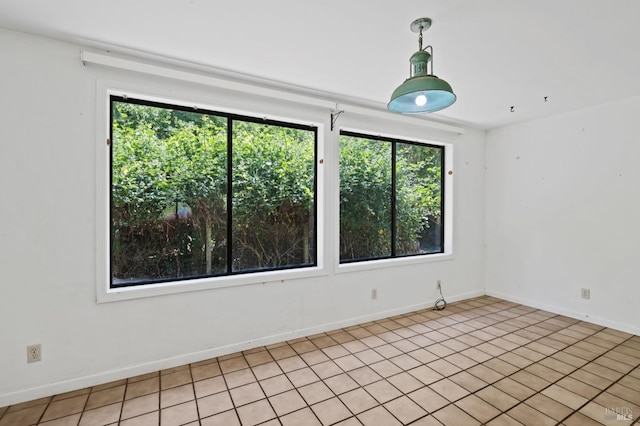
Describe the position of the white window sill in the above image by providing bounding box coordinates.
[335,252,454,274]
[97,266,327,303]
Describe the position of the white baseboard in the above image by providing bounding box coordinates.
[0,289,484,407]
[486,290,640,336]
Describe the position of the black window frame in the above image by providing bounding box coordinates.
[109,95,318,288]
[339,130,445,263]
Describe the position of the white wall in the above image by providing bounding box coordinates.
[485,95,640,336]
[0,29,486,406]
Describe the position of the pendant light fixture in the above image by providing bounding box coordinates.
[388,18,456,114]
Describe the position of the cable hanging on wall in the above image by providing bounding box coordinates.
[434,284,447,311]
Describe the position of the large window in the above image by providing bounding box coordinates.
[110,96,317,287]
[339,131,444,262]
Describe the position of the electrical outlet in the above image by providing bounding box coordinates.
[581,288,590,300]
[371,288,378,300]
[437,280,442,290]
[27,344,41,363]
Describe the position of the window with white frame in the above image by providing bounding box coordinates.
[339,131,444,263]
[110,96,317,287]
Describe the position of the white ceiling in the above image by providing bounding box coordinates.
[1,0,639,129]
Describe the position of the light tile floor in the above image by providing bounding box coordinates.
[1,296,639,425]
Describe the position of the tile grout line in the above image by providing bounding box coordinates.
[4,296,639,426]
[462,306,638,424]
[48,303,592,424]
[406,300,566,424]
[554,333,640,425]
[34,397,53,426]
[269,299,634,425]
[197,301,635,425]
[187,364,201,426]
[442,302,609,424]
[384,299,605,424]
[308,298,531,424]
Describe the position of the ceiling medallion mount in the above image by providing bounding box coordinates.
[388,17,456,114]
[410,17,432,33]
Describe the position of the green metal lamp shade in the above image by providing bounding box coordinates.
[388,74,456,114]
[388,19,456,114]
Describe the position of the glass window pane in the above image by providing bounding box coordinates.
[231,121,315,271]
[339,135,392,261]
[396,143,443,255]
[111,100,228,285]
